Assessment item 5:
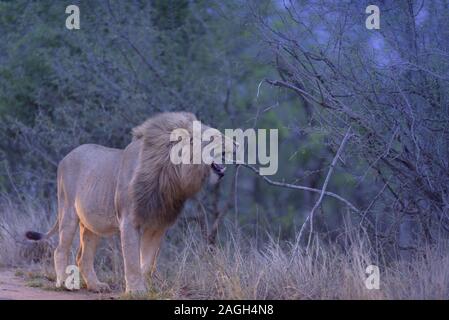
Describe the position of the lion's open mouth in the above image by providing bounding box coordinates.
[211,162,225,179]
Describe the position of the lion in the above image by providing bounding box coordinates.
[25,112,233,293]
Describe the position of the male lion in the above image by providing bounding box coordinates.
[26,112,231,293]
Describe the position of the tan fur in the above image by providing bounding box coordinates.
[29,112,221,293]
[130,112,209,227]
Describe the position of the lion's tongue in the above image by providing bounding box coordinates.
[211,162,225,177]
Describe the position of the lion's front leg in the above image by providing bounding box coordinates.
[120,217,146,294]
[140,227,166,278]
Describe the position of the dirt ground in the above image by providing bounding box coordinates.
[0,268,117,300]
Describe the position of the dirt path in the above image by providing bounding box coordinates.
[0,268,116,300]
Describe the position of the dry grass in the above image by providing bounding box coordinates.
[2,196,449,299]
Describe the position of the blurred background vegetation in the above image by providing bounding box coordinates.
[1,0,448,260]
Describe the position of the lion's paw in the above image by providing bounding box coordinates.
[88,281,111,293]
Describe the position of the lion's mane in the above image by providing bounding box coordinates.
[130,112,210,227]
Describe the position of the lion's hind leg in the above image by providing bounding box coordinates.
[54,206,78,289]
[78,224,110,292]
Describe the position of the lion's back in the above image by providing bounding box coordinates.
[58,144,123,180]
[57,144,124,233]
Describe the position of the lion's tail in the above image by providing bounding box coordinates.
[25,219,59,241]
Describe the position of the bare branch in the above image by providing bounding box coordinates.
[298,126,352,251]
[241,162,359,213]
